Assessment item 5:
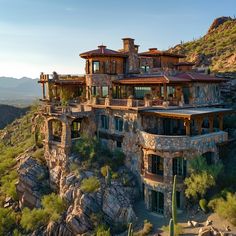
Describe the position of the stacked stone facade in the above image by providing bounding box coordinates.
[38,37,230,217]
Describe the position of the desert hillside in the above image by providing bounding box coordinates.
[168,16,236,72]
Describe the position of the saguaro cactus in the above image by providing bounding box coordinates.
[172,175,177,225]
[128,223,133,236]
[169,218,174,236]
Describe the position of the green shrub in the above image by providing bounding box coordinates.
[100,165,110,177]
[0,208,17,235]
[199,198,208,213]
[112,149,125,170]
[134,220,153,236]
[81,177,100,193]
[112,172,119,179]
[95,224,110,236]
[185,172,215,199]
[20,208,47,231]
[208,192,236,226]
[20,193,66,232]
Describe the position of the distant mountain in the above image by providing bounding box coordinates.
[168,16,236,72]
[0,104,29,129]
[0,77,41,106]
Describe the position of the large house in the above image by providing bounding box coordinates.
[38,38,231,216]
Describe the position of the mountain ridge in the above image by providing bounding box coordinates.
[168,16,236,72]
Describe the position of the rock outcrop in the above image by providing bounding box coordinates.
[16,154,50,209]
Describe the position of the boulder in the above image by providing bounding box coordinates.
[16,156,49,209]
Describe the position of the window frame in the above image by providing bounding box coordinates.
[101,115,109,129]
[114,116,123,132]
[92,61,100,73]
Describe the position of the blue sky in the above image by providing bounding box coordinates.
[0,0,235,78]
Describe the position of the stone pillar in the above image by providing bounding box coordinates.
[164,157,173,183]
[164,187,172,217]
[61,122,71,148]
[218,114,223,130]
[163,84,167,100]
[105,96,110,106]
[184,118,191,136]
[209,116,214,133]
[196,117,203,135]
[127,96,134,107]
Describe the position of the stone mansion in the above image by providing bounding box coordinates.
[38,38,231,216]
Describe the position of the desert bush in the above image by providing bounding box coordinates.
[185,156,223,200]
[100,165,110,177]
[134,220,153,236]
[20,193,66,231]
[81,177,100,193]
[0,170,18,200]
[95,224,111,236]
[185,171,215,199]
[208,192,236,226]
[0,208,17,235]
[199,198,208,213]
[112,172,119,179]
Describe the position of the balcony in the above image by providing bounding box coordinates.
[39,103,92,117]
[138,130,228,152]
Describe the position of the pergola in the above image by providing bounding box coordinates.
[141,107,233,136]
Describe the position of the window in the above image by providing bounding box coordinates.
[114,116,123,132]
[134,87,151,99]
[149,155,164,176]
[116,141,122,148]
[176,191,181,209]
[102,86,108,97]
[151,190,164,214]
[141,65,150,72]
[91,86,99,96]
[92,61,100,73]
[71,119,81,139]
[101,115,109,129]
[196,86,200,98]
[111,60,117,74]
[167,86,176,97]
[173,157,187,177]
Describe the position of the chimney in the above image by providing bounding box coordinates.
[98,45,106,54]
[122,38,135,52]
[149,48,157,52]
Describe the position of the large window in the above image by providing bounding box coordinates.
[102,86,109,97]
[92,61,100,73]
[173,157,187,177]
[149,155,164,176]
[101,115,109,129]
[151,190,164,214]
[91,86,99,96]
[114,116,123,132]
[134,87,151,99]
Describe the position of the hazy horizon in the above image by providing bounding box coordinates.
[0,0,236,78]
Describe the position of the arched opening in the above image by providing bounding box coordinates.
[71,118,82,139]
[48,119,63,142]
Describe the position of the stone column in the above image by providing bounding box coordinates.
[218,114,223,130]
[196,117,203,135]
[184,119,191,136]
[209,116,214,133]
[164,157,173,183]
[163,84,167,100]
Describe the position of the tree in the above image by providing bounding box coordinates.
[184,156,223,200]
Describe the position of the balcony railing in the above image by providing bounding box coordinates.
[138,130,228,152]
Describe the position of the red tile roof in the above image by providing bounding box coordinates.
[139,48,185,58]
[113,72,227,85]
[80,45,127,58]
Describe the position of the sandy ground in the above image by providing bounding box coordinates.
[134,201,236,235]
